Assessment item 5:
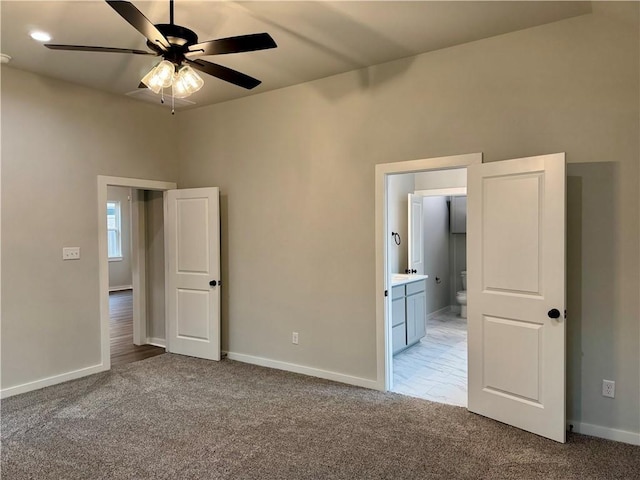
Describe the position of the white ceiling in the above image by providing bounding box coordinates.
[1,1,592,110]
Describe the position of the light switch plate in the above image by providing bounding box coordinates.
[63,247,80,260]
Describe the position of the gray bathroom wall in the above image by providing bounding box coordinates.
[422,196,450,313]
[387,173,415,274]
[449,232,467,307]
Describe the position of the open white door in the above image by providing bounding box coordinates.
[467,153,566,443]
[165,187,221,361]
[407,193,424,275]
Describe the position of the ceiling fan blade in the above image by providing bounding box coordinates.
[45,44,157,55]
[187,59,261,90]
[138,82,147,88]
[106,1,171,51]
[186,33,277,57]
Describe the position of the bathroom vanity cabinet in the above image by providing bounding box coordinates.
[391,278,427,355]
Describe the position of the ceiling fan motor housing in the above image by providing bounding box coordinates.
[147,23,198,64]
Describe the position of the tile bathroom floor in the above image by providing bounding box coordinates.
[392,309,467,407]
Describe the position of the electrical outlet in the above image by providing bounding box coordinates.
[62,247,81,260]
[602,379,615,398]
[292,332,299,345]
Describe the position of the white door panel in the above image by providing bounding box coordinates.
[468,153,566,443]
[407,194,424,275]
[166,187,221,361]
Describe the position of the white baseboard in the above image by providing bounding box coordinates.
[569,420,640,446]
[1,363,107,399]
[108,285,133,292]
[225,351,380,390]
[427,306,453,319]
[147,337,166,348]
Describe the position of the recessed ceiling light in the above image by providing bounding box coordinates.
[30,31,52,42]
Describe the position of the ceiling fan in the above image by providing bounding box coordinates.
[44,0,277,101]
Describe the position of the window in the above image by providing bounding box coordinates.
[107,201,122,260]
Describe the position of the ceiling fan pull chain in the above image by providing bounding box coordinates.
[160,88,165,104]
[171,82,176,115]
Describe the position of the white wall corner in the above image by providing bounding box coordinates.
[108,285,133,292]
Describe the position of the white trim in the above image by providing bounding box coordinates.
[98,176,176,371]
[375,153,482,392]
[147,337,166,348]
[569,420,640,446]
[0,363,106,399]
[163,191,171,353]
[109,285,133,292]
[226,352,381,391]
[427,305,453,319]
[108,257,124,262]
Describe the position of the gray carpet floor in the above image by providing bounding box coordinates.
[2,354,639,479]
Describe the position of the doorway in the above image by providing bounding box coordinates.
[385,167,470,406]
[106,185,166,366]
[374,153,481,396]
[376,152,567,443]
[98,176,177,370]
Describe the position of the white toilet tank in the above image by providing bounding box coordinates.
[461,271,467,290]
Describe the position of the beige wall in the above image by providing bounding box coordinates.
[176,4,639,434]
[144,190,165,341]
[1,68,178,388]
[107,186,132,289]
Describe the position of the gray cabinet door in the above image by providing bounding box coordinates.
[392,324,407,354]
[391,296,406,327]
[450,196,467,233]
[406,290,427,345]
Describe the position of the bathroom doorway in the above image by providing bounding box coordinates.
[386,169,469,406]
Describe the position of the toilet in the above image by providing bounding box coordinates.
[456,271,467,318]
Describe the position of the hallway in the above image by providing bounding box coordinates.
[110,290,165,366]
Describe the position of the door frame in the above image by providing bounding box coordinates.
[98,176,177,370]
[374,153,482,391]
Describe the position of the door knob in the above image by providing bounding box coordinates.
[548,308,560,319]
[209,280,217,287]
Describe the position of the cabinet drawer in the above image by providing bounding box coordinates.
[391,285,405,299]
[392,324,407,354]
[406,280,425,296]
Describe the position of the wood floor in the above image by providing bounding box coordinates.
[110,290,165,367]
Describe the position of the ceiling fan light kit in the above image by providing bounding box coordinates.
[141,59,175,93]
[173,66,204,98]
[141,61,204,98]
[43,0,277,111]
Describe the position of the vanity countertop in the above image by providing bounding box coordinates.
[390,274,429,286]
